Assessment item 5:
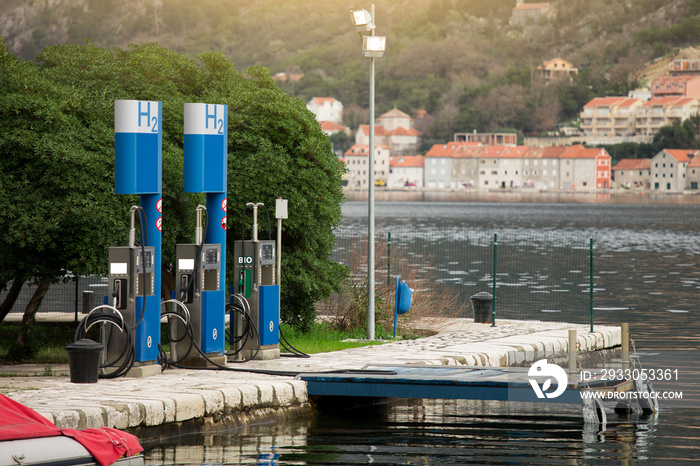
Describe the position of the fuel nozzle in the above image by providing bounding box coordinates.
[128,205,139,248]
[195,204,206,245]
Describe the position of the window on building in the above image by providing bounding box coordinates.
[491,170,498,175]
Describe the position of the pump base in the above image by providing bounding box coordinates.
[125,363,162,378]
[179,354,228,368]
[231,345,280,361]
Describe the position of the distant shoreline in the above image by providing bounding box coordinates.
[342,188,700,204]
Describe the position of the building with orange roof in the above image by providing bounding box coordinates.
[343,144,391,189]
[306,97,344,125]
[319,121,351,137]
[580,97,643,138]
[537,57,578,81]
[686,154,700,189]
[635,97,700,136]
[559,145,611,190]
[425,142,479,188]
[389,155,425,188]
[612,159,652,189]
[355,107,422,156]
[454,131,517,146]
[650,149,699,191]
[650,75,700,98]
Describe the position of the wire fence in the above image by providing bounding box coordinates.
[332,227,594,327]
[3,229,594,327]
[2,276,108,322]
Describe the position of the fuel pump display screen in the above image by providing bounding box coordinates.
[205,248,218,265]
[260,243,275,265]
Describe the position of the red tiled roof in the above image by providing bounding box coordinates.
[344,144,390,157]
[425,142,479,157]
[662,149,699,163]
[584,97,639,108]
[388,127,422,136]
[560,145,609,159]
[612,159,651,170]
[643,96,697,107]
[312,97,338,105]
[319,121,348,131]
[358,124,389,136]
[390,155,425,168]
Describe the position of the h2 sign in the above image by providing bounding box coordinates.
[114,100,163,195]
[183,103,228,193]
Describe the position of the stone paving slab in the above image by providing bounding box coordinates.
[0,319,621,432]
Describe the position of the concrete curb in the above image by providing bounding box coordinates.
[1,320,621,436]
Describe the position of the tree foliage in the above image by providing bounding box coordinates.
[0,40,346,337]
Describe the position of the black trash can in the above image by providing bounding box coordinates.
[470,292,493,324]
[65,339,103,383]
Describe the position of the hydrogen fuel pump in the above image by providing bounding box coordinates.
[171,205,225,366]
[231,202,280,360]
[105,206,156,372]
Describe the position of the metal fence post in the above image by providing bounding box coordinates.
[492,233,497,327]
[74,277,79,322]
[589,237,594,332]
[387,231,391,286]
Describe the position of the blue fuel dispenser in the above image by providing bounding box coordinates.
[104,99,163,377]
[172,103,228,367]
[231,203,280,360]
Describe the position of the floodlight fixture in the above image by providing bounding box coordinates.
[351,9,374,32]
[362,35,386,58]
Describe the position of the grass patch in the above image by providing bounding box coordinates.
[0,323,75,365]
[279,321,389,354]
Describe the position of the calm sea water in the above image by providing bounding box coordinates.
[144,194,700,465]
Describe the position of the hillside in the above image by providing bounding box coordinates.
[2,0,700,145]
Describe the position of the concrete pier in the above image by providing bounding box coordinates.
[0,319,620,438]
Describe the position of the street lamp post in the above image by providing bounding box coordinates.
[351,4,385,341]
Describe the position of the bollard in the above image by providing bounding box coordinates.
[621,323,630,371]
[568,329,577,384]
[470,292,493,324]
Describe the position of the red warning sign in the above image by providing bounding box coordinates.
[221,198,227,213]
[156,198,163,214]
[221,216,227,230]
[156,217,162,232]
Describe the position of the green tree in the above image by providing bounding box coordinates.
[0,41,346,355]
[652,119,697,152]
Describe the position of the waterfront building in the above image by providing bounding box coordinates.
[389,155,425,188]
[343,144,391,188]
[687,155,700,189]
[559,145,611,190]
[612,159,651,189]
[650,149,699,192]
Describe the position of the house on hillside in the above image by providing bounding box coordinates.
[355,108,422,156]
[319,121,351,137]
[580,97,642,138]
[670,59,700,77]
[510,1,556,27]
[389,155,425,188]
[537,57,578,81]
[636,97,700,136]
[343,144,391,188]
[651,75,700,98]
[650,149,698,192]
[612,159,651,189]
[306,97,344,125]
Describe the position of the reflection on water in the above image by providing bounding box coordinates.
[144,199,700,464]
[145,399,700,465]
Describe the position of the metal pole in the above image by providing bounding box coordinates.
[387,231,391,286]
[589,237,594,332]
[491,233,497,327]
[367,3,376,341]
